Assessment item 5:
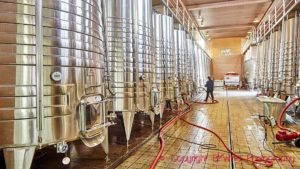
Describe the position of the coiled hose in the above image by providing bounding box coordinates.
[277,97,300,131]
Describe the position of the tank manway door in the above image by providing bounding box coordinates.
[150,87,160,115]
[79,94,114,147]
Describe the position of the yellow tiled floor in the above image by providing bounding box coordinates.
[117,90,300,169]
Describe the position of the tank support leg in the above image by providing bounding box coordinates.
[122,112,135,146]
[149,112,155,130]
[160,102,166,119]
[3,146,35,169]
[101,127,109,162]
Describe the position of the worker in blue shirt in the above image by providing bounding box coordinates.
[204,76,214,102]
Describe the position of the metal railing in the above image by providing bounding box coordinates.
[159,0,207,43]
[243,0,299,53]
[256,0,299,40]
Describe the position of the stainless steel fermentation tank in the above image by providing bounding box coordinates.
[152,13,175,118]
[262,39,269,93]
[255,15,300,97]
[201,52,210,84]
[266,34,274,92]
[186,37,195,97]
[193,46,201,89]
[192,42,198,86]
[105,0,156,143]
[0,0,114,169]
[295,13,300,96]
[272,30,281,93]
[192,43,206,93]
[198,49,206,88]
[262,38,270,93]
[174,29,187,101]
[280,17,298,95]
[162,15,177,103]
[256,42,265,90]
[244,46,257,89]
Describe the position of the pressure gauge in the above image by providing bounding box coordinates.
[51,71,62,82]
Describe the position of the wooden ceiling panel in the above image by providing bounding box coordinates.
[194,3,270,27]
[152,0,272,39]
[184,0,272,38]
[209,29,250,38]
[181,0,225,6]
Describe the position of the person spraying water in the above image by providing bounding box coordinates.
[204,76,214,103]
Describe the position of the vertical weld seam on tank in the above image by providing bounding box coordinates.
[36,0,44,139]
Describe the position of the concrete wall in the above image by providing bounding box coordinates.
[209,37,243,80]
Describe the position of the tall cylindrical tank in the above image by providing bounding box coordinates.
[257,42,265,89]
[262,38,270,92]
[272,30,281,92]
[136,0,153,113]
[295,15,300,96]
[162,15,176,102]
[194,45,202,90]
[281,17,296,95]
[104,0,154,142]
[254,43,260,88]
[200,49,206,86]
[267,33,275,91]
[186,37,195,97]
[152,13,175,116]
[0,0,112,169]
[244,45,257,89]
[174,29,187,100]
[152,13,164,116]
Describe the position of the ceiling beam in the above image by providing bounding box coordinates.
[187,0,271,11]
[200,24,253,31]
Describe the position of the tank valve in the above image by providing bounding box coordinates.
[62,156,71,165]
[56,142,69,154]
[140,74,146,80]
[151,87,160,115]
[107,113,117,121]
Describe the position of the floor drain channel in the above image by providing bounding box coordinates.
[226,89,235,169]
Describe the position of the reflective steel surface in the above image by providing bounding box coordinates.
[0,0,213,168]
[104,0,154,142]
[186,37,195,97]
[105,0,153,113]
[0,0,110,168]
[152,13,175,104]
[244,46,257,89]
[272,30,281,92]
[281,18,296,95]
[256,16,299,96]
[174,29,187,99]
[153,13,164,101]
[162,15,175,101]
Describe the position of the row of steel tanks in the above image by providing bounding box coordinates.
[0,0,114,168]
[152,13,211,112]
[193,44,211,93]
[152,12,175,118]
[0,0,210,168]
[173,29,211,101]
[255,14,299,97]
[105,0,156,144]
[255,12,300,120]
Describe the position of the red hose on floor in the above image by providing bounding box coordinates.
[150,101,274,169]
[180,118,273,168]
[149,103,193,169]
[277,97,300,131]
